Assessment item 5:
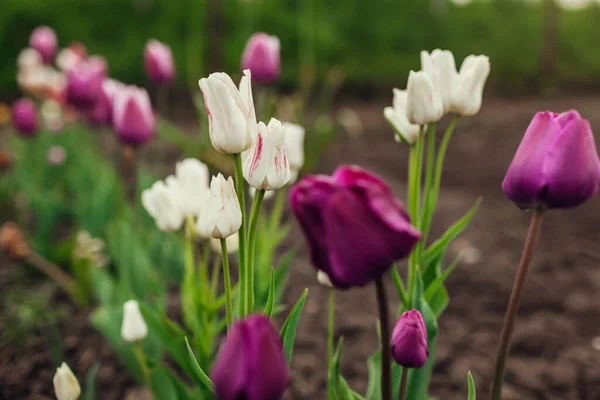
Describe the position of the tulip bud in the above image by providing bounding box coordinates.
[112,86,155,147]
[29,26,57,64]
[121,300,148,342]
[241,33,281,84]
[17,48,42,71]
[210,232,240,254]
[282,122,305,181]
[66,59,105,109]
[144,40,176,84]
[317,270,334,288]
[198,70,257,154]
[391,309,429,368]
[173,158,210,216]
[47,146,67,166]
[406,71,443,125]
[243,118,291,190]
[0,222,30,260]
[211,315,288,400]
[12,98,39,137]
[56,43,86,72]
[290,165,421,288]
[142,179,184,232]
[384,88,421,144]
[195,174,242,239]
[53,362,81,400]
[421,49,457,114]
[451,55,490,116]
[502,110,600,209]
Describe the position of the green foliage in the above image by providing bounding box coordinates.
[280,288,308,365]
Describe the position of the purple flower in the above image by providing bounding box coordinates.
[391,309,429,368]
[144,40,175,84]
[29,26,57,64]
[66,59,106,109]
[241,33,280,84]
[211,315,288,400]
[502,110,600,210]
[112,86,155,147]
[290,165,420,288]
[88,79,125,127]
[12,98,39,137]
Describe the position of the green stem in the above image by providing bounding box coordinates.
[407,128,425,306]
[233,153,248,316]
[375,277,392,400]
[246,189,265,314]
[327,289,335,371]
[419,124,436,252]
[399,367,409,400]
[133,341,150,388]
[220,238,233,332]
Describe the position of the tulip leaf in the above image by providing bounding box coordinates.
[467,371,476,400]
[82,362,100,400]
[328,338,364,400]
[263,267,276,318]
[184,337,214,393]
[280,288,308,365]
[391,267,409,307]
[367,351,405,400]
[424,254,461,302]
[150,368,183,400]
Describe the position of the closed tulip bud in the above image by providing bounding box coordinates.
[196,174,242,238]
[210,232,240,254]
[241,33,281,84]
[144,40,176,84]
[121,300,148,342]
[282,122,305,179]
[17,48,42,71]
[142,179,184,231]
[406,71,443,125]
[53,362,81,400]
[66,59,105,109]
[391,309,429,368]
[384,88,421,144]
[29,26,57,64]
[173,158,210,216]
[113,86,155,147]
[502,110,600,210]
[211,315,288,400]
[12,98,39,137]
[56,43,86,72]
[243,118,291,190]
[290,165,420,288]
[451,55,490,116]
[421,49,457,114]
[317,270,334,288]
[198,70,257,154]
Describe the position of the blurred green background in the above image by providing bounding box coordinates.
[1,0,600,93]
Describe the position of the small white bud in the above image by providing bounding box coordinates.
[53,362,81,400]
[121,300,148,343]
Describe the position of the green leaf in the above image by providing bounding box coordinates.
[82,363,100,400]
[150,368,180,400]
[280,288,308,365]
[367,352,405,400]
[328,338,364,400]
[424,254,461,302]
[184,337,214,393]
[428,286,449,318]
[467,371,476,400]
[391,267,408,307]
[263,268,276,318]
[273,248,297,307]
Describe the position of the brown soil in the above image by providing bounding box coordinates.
[2,95,600,399]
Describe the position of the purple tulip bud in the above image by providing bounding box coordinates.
[391,309,429,368]
[144,40,176,84]
[211,315,288,400]
[66,59,106,109]
[241,33,280,84]
[88,79,125,127]
[290,165,421,288]
[502,110,600,210]
[12,98,39,137]
[112,86,155,147]
[29,26,57,64]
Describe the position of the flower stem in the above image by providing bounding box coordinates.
[418,124,436,255]
[133,341,150,388]
[375,277,392,400]
[246,189,265,314]
[398,367,409,400]
[233,153,247,316]
[123,145,138,208]
[220,238,233,332]
[327,289,335,371]
[407,129,424,306]
[490,209,544,400]
[25,252,78,299]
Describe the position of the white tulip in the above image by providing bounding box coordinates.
[198,69,257,154]
[243,118,291,190]
[210,232,240,254]
[384,88,421,144]
[195,174,242,239]
[141,180,184,232]
[17,48,42,71]
[282,122,305,173]
[451,55,490,116]
[406,71,444,125]
[421,49,458,114]
[121,300,148,342]
[53,362,81,400]
[174,158,210,216]
[317,271,334,288]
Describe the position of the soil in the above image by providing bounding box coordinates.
[2,94,600,399]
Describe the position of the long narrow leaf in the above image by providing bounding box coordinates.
[468,371,477,400]
[263,268,276,318]
[424,254,462,302]
[184,337,214,393]
[280,288,308,364]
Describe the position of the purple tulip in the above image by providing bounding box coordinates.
[502,110,600,210]
[144,40,175,84]
[391,309,429,368]
[241,33,280,84]
[290,165,421,288]
[66,59,106,109]
[29,26,57,64]
[211,315,288,400]
[112,86,155,147]
[88,79,125,127]
[12,98,39,137]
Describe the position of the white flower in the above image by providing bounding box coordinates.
[243,118,291,190]
[317,271,334,288]
[198,69,257,154]
[406,71,444,125]
[282,122,305,175]
[451,55,490,116]
[421,49,457,114]
[384,89,421,144]
[173,158,210,216]
[17,48,42,71]
[53,362,81,400]
[210,232,240,254]
[121,300,148,342]
[141,180,184,232]
[56,47,84,72]
[195,174,242,239]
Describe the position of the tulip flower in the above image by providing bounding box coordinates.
[241,33,281,83]
[290,165,421,288]
[173,158,210,216]
[198,70,257,154]
[384,88,421,144]
[210,232,239,254]
[121,300,148,342]
[112,86,155,147]
[451,55,490,116]
[12,98,39,137]
[56,43,86,72]
[211,315,288,400]
[144,39,176,84]
[406,70,443,126]
[17,48,42,71]
[66,59,105,108]
[421,49,457,114]
[142,179,184,232]
[87,79,125,127]
[195,174,242,239]
[282,122,305,181]
[29,26,57,64]
[391,309,429,368]
[317,270,334,288]
[243,118,291,191]
[502,110,600,210]
[53,362,81,400]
